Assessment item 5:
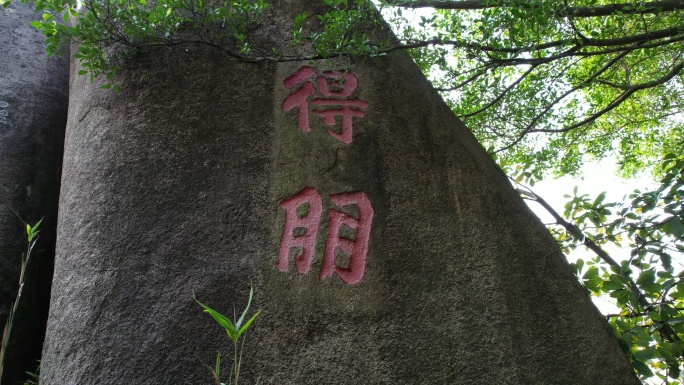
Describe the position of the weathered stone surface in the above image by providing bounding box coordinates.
[41,1,639,384]
[0,4,68,384]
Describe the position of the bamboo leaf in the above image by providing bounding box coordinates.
[194,297,237,340]
[237,310,261,339]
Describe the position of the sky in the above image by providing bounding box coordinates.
[529,157,656,224]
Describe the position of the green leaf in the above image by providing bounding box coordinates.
[602,281,624,291]
[583,279,600,293]
[235,286,255,330]
[582,267,598,279]
[594,192,606,206]
[649,311,663,322]
[657,343,679,361]
[669,217,683,238]
[633,348,655,361]
[31,218,42,234]
[610,289,630,302]
[641,283,662,294]
[657,271,673,279]
[237,310,261,339]
[669,363,681,378]
[27,218,42,242]
[637,269,656,286]
[194,297,237,341]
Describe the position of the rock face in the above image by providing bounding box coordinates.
[41,1,639,384]
[0,4,68,385]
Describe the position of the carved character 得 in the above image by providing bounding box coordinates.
[282,67,369,144]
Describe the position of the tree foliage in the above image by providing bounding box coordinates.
[380,0,684,179]
[520,150,684,383]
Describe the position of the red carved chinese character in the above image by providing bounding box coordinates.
[277,187,323,274]
[283,66,316,88]
[312,99,369,145]
[282,67,317,133]
[320,191,374,285]
[316,71,358,97]
[281,66,369,144]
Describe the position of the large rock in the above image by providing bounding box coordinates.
[41,1,639,384]
[0,4,68,384]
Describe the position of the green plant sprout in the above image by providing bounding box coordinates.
[195,287,261,385]
[21,362,40,385]
[0,217,42,381]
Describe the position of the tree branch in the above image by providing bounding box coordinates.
[518,187,652,308]
[519,185,683,342]
[522,50,631,134]
[595,78,631,90]
[436,67,490,91]
[459,64,537,117]
[483,29,684,68]
[387,25,684,57]
[386,0,684,18]
[533,58,684,133]
[605,307,684,319]
[490,56,683,154]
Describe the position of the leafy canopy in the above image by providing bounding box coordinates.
[520,150,684,382]
[380,0,684,179]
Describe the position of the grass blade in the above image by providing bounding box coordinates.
[237,310,261,339]
[194,296,237,340]
[235,287,255,330]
